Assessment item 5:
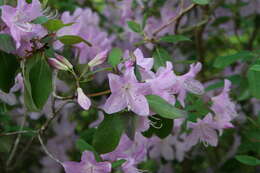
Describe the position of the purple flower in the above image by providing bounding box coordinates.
[77,88,91,110]
[171,62,204,107]
[149,135,175,160]
[211,79,237,121]
[55,8,113,64]
[185,113,218,148]
[146,62,176,104]
[103,67,150,116]
[133,48,154,71]
[1,0,45,48]
[63,151,111,173]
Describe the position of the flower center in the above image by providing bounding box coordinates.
[13,11,33,32]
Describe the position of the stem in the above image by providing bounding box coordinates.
[152,3,196,36]
[38,134,62,165]
[0,130,36,137]
[6,113,27,167]
[87,90,111,97]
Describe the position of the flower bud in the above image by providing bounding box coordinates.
[55,53,73,70]
[88,50,108,67]
[47,58,69,71]
[77,88,91,110]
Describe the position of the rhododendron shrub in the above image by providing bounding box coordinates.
[0,0,259,172]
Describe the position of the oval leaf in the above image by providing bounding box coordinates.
[108,48,123,68]
[0,34,16,53]
[57,35,92,47]
[0,52,19,93]
[93,114,124,154]
[146,95,186,119]
[235,155,260,166]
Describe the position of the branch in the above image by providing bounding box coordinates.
[38,134,62,165]
[152,3,197,36]
[6,113,27,167]
[0,130,36,137]
[87,90,111,97]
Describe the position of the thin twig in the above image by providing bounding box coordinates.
[6,113,27,167]
[152,3,196,36]
[39,100,73,134]
[38,134,62,165]
[0,130,36,137]
[87,90,111,97]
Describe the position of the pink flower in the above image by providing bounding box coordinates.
[1,0,45,48]
[77,88,91,110]
[171,62,204,107]
[146,61,176,104]
[63,151,111,173]
[133,48,154,71]
[185,114,218,148]
[211,79,237,122]
[103,67,150,116]
[149,135,175,160]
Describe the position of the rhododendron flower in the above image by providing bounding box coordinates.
[186,113,218,148]
[1,0,45,48]
[146,61,176,104]
[103,67,150,116]
[63,151,111,173]
[121,158,145,173]
[171,62,204,107]
[149,135,175,160]
[77,88,91,110]
[133,48,154,72]
[211,79,237,121]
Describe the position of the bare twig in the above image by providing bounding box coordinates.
[38,134,62,165]
[152,3,197,36]
[6,113,27,167]
[87,90,111,97]
[0,130,36,137]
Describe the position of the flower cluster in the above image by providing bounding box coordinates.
[2,0,259,172]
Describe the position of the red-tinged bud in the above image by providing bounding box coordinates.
[47,58,69,71]
[88,50,108,67]
[55,53,73,70]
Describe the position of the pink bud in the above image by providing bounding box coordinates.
[55,53,73,70]
[47,58,69,71]
[88,50,108,67]
[77,88,91,110]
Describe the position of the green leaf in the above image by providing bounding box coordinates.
[57,35,92,47]
[93,114,124,154]
[127,21,142,33]
[146,95,186,119]
[214,51,254,68]
[24,53,53,111]
[0,52,19,93]
[192,0,211,5]
[108,48,123,68]
[76,139,96,152]
[235,155,260,166]
[248,65,260,99]
[43,19,73,32]
[112,159,126,168]
[160,35,191,43]
[0,34,16,53]
[32,16,49,24]
[153,48,172,70]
